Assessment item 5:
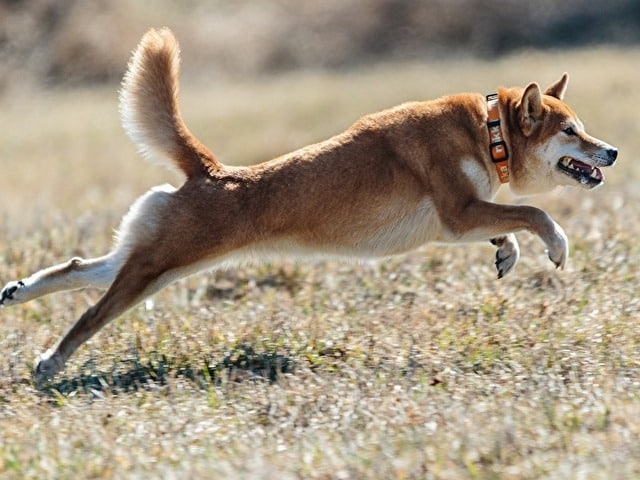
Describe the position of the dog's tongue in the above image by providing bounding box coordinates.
[571,159,604,181]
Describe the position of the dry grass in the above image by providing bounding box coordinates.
[1,48,640,479]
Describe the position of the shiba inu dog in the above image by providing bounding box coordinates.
[0,29,617,385]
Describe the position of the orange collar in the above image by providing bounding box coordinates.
[486,93,510,184]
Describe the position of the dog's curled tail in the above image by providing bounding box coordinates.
[119,28,220,178]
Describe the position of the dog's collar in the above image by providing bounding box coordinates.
[486,93,510,184]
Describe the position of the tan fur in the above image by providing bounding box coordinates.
[0,28,617,385]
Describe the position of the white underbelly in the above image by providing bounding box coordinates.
[345,196,443,256]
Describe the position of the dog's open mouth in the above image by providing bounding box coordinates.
[557,156,604,188]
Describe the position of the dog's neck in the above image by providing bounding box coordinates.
[486,93,510,184]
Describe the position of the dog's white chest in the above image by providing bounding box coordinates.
[461,158,493,199]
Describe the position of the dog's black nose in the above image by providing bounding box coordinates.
[607,148,618,162]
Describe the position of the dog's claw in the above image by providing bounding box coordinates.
[0,280,25,306]
[492,234,520,279]
[495,253,506,279]
[546,252,565,270]
[496,262,508,279]
[33,349,64,387]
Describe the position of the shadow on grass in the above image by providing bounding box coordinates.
[40,344,294,398]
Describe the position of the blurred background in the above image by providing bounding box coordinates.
[1,0,639,91]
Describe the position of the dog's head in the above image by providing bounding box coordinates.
[505,73,617,195]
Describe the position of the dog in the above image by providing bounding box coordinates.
[0,28,617,385]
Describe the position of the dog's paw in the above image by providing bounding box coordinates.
[33,349,64,387]
[544,220,569,270]
[491,234,520,278]
[0,280,25,306]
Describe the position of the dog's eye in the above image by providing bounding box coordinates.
[563,126,576,136]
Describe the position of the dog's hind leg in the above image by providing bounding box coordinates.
[0,252,125,307]
[1,185,176,308]
[33,247,179,385]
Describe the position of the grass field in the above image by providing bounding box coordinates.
[1,47,639,479]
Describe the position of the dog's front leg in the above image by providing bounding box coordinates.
[445,199,568,272]
[490,234,520,278]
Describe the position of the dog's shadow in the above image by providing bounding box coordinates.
[38,344,294,398]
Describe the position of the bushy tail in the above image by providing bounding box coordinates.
[119,28,221,178]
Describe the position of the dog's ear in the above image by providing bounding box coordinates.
[544,73,569,100]
[519,82,543,136]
